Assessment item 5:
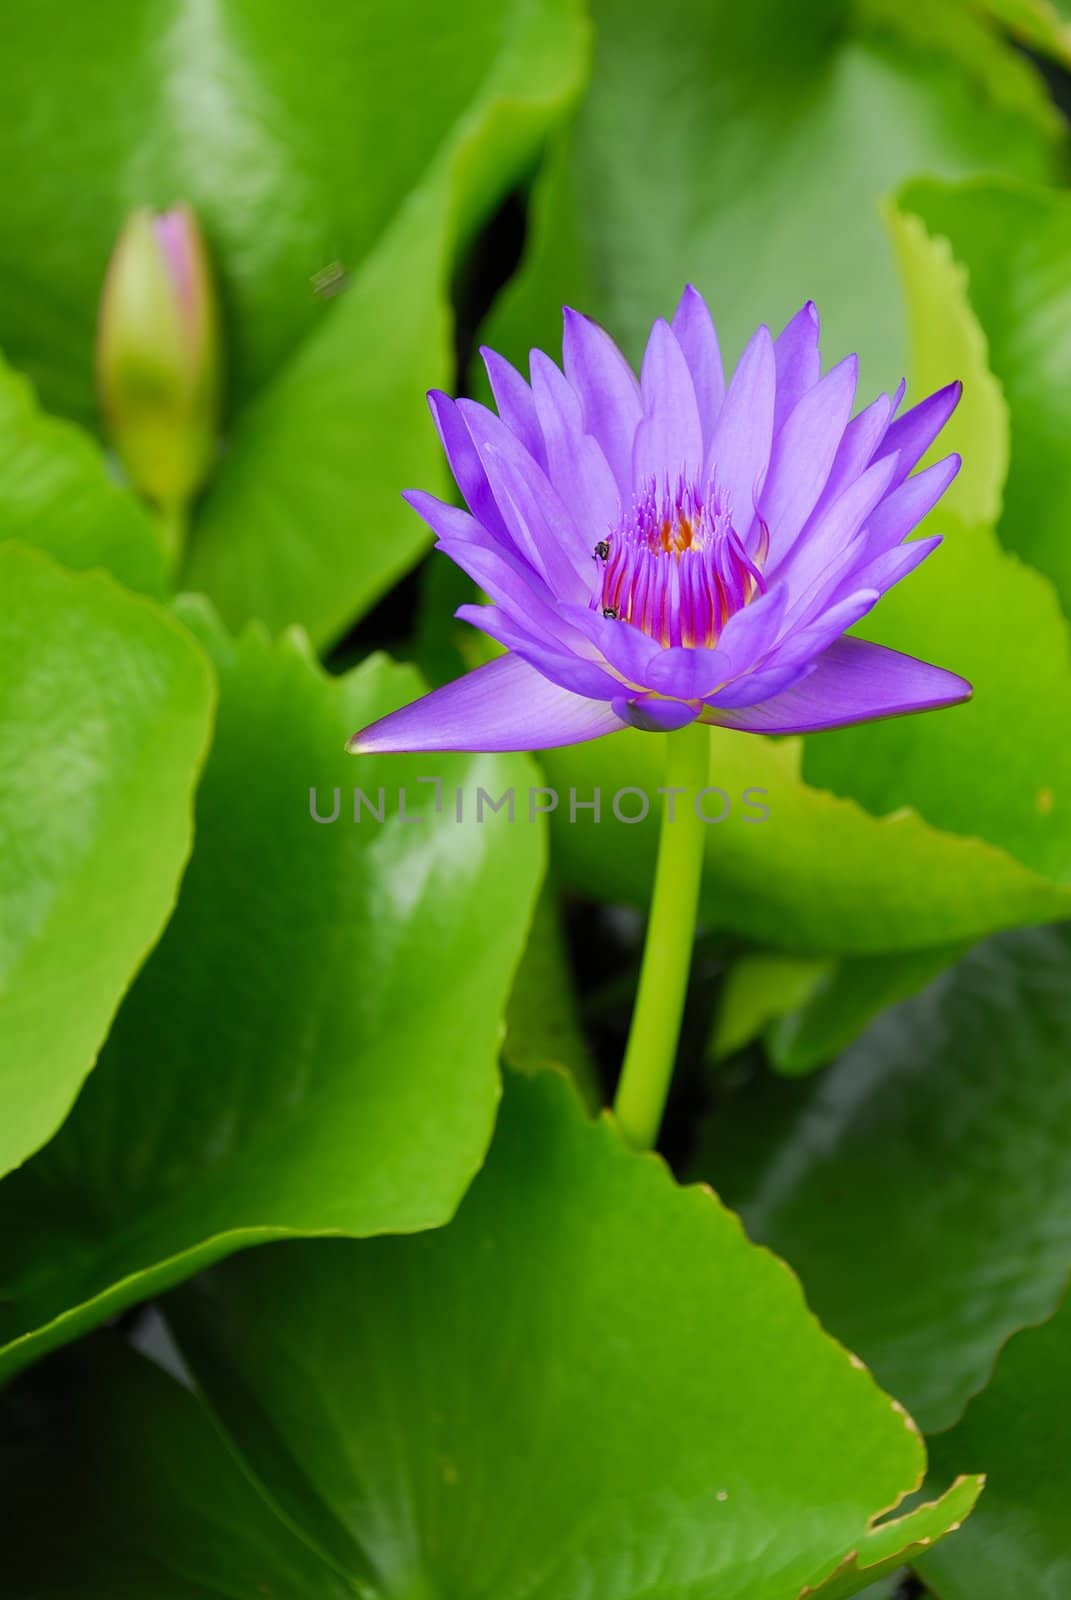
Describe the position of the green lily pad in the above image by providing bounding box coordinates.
[920,1288,1071,1600]
[803,1476,984,1600]
[710,944,966,1075]
[765,942,969,1074]
[541,727,1070,957]
[162,1069,975,1599]
[503,875,602,1110]
[483,0,1060,395]
[692,923,1071,1432]
[0,544,214,1181]
[0,0,588,640]
[0,356,165,593]
[711,952,834,1062]
[0,608,543,1381]
[974,0,1071,67]
[894,176,1071,616]
[803,202,1071,883]
[0,1336,353,1599]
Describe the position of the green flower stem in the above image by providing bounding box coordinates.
[157,499,189,576]
[613,721,709,1151]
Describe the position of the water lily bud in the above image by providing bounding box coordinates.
[96,204,221,523]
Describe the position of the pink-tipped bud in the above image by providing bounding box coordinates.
[96,204,221,520]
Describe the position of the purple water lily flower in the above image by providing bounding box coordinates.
[349,290,970,754]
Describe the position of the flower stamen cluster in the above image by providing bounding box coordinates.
[596,479,767,649]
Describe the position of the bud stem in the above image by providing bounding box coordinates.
[157,500,189,575]
[613,721,709,1150]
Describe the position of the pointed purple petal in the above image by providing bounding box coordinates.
[348,652,624,754]
[633,317,703,487]
[427,392,512,546]
[851,453,961,566]
[562,308,642,496]
[433,534,569,636]
[643,645,727,701]
[644,584,789,699]
[828,534,943,607]
[703,661,812,710]
[480,347,546,467]
[816,390,894,513]
[875,381,962,488]
[768,587,882,671]
[704,636,972,734]
[761,354,858,565]
[708,323,776,534]
[456,398,591,598]
[529,349,620,539]
[612,693,701,732]
[708,581,792,678]
[559,604,662,688]
[455,605,623,700]
[671,285,725,446]
[772,454,900,617]
[403,488,487,549]
[773,302,820,431]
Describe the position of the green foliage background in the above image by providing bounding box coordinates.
[1,1,1070,1595]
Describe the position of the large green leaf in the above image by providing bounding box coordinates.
[0,0,588,639]
[919,1289,1071,1600]
[166,1070,978,1600]
[765,942,968,1074]
[0,355,165,594]
[711,952,834,1062]
[503,875,602,1110]
[803,1477,982,1600]
[0,609,543,1381]
[893,176,1071,614]
[484,0,1061,396]
[802,202,1071,881]
[710,944,965,1075]
[974,0,1071,67]
[692,923,1071,1432]
[542,728,1069,956]
[0,544,214,1181]
[0,1337,352,1599]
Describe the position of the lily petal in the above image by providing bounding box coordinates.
[773,453,901,620]
[403,488,489,551]
[612,693,702,732]
[705,636,972,733]
[773,301,820,431]
[348,652,625,754]
[427,391,513,548]
[634,317,703,487]
[480,347,546,468]
[770,587,882,670]
[875,381,962,488]
[671,285,725,445]
[762,353,858,565]
[457,398,591,596]
[704,660,813,710]
[434,535,575,640]
[530,349,620,539]
[707,322,776,535]
[828,533,943,608]
[455,605,624,700]
[851,453,961,566]
[817,389,894,511]
[562,307,642,495]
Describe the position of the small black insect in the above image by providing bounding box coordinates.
[593,540,610,561]
[602,606,618,619]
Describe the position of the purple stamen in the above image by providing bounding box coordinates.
[595,477,763,648]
